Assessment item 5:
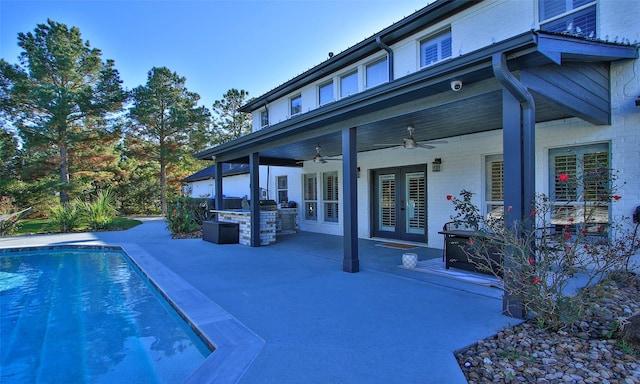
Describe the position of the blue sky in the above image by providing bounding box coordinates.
[1,0,429,108]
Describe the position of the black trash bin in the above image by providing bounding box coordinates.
[202,221,239,244]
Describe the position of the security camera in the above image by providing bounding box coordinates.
[451,80,462,91]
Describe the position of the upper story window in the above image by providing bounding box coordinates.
[290,94,302,116]
[366,57,388,89]
[319,81,334,106]
[539,0,596,37]
[420,30,452,68]
[340,71,358,98]
[260,110,269,128]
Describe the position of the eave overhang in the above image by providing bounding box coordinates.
[197,31,638,164]
[238,0,478,113]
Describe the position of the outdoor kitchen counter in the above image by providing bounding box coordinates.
[211,210,276,246]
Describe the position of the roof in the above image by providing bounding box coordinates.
[239,0,477,113]
[182,163,250,183]
[197,30,637,164]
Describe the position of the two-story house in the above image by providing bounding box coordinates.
[196,0,639,278]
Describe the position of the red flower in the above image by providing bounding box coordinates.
[597,225,604,232]
[468,239,474,245]
[531,210,537,216]
[533,277,540,284]
[581,229,588,235]
[613,195,622,201]
[565,232,572,241]
[558,173,569,182]
[568,217,574,223]
[528,257,535,264]
[446,195,452,201]
[507,206,512,212]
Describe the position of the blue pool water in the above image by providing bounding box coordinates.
[0,248,210,383]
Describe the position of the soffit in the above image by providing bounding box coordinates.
[199,33,637,164]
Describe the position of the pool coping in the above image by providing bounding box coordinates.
[1,243,264,384]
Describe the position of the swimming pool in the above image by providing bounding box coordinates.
[0,247,211,383]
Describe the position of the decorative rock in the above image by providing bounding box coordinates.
[455,273,640,384]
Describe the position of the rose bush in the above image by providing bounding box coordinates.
[447,172,639,331]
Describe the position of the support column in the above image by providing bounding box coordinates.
[342,127,359,273]
[249,152,261,247]
[494,52,536,319]
[215,161,223,215]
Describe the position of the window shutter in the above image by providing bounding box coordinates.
[583,151,609,202]
[380,175,396,229]
[422,44,438,66]
[490,160,504,201]
[406,172,425,231]
[441,36,452,59]
[554,154,577,201]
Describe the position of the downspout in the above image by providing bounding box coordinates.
[376,36,394,81]
[492,52,536,319]
[492,52,535,227]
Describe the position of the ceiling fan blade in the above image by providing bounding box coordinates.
[417,139,448,145]
[416,143,436,149]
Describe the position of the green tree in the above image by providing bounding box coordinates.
[0,19,127,204]
[128,67,210,215]
[0,125,19,180]
[211,88,252,145]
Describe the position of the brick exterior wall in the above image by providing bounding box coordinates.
[216,211,277,246]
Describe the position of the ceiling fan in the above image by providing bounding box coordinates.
[374,126,448,150]
[299,145,341,164]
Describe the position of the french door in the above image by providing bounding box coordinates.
[371,165,427,243]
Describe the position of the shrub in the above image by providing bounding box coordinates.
[165,197,201,235]
[447,172,639,330]
[83,189,118,230]
[49,201,81,233]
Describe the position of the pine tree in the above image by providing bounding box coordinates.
[0,20,127,204]
[128,67,210,215]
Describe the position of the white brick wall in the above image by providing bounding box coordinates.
[248,0,640,249]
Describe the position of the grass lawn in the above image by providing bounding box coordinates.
[10,217,143,235]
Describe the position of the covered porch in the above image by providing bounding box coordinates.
[196,31,637,316]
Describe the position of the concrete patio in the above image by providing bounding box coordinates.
[0,218,519,383]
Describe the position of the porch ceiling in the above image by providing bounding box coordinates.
[196,32,637,165]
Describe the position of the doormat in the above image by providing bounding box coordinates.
[377,242,418,250]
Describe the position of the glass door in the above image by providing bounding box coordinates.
[371,165,427,242]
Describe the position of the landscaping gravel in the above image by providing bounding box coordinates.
[456,272,640,383]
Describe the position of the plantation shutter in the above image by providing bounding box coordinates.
[379,174,396,230]
[406,172,425,234]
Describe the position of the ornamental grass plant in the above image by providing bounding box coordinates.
[83,189,118,230]
[49,201,82,233]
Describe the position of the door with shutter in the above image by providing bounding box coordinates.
[371,165,427,242]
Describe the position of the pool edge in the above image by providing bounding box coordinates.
[0,243,265,384]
